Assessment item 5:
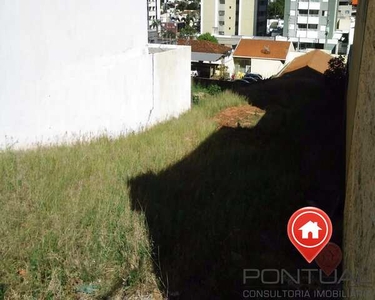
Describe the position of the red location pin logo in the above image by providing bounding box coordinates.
[287,207,332,263]
[315,242,342,276]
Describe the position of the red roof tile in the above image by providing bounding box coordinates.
[177,39,232,54]
[278,50,333,76]
[233,39,292,60]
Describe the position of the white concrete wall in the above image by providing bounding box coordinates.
[0,1,191,149]
[285,51,306,64]
[251,59,284,78]
[224,55,236,76]
[150,45,191,124]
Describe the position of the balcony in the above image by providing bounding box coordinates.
[298,2,309,9]
[298,2,320,9]
[308,16,320,24]
[307,30,318,38]
[296,30,307,38]
[297,16,308,23]
[309,2,321,9]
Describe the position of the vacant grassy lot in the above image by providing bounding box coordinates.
[0,75,346,299]
[0,90,248,299]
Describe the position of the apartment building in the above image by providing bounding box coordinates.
[201,0,267,36]
[147,0,161,29]
[283,0,339,49]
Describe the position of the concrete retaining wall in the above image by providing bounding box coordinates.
[0,1,190,149]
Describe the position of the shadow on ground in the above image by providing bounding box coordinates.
[128,71,346,299]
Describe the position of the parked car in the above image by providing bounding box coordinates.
[232,79,252,88]
[244,72,263,81]
[242,76,258,83]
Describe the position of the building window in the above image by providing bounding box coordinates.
[220,0,225,3]
[219,31,225,35]
[309,10,319,15]
[219,10,225,16]
[308,24,318,29]
[219,21,225,26]
[298,9,308,15]
[298,23,307,29]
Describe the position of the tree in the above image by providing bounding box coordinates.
[162,30,177,39]
[151,19,162,32]
[324,56,347,89]
[187,2,199,10]
[197,32,218,44]
[179,25,197,38]
[267,0,285,19]
[181,11,198,32]
[177,1,188,11]
[183,11,197,26]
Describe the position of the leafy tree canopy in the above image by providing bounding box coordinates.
[179,25,197,38]
[197,32,218,44]
[187,2,199,10]
[177,1,188,11]
[267,0,285,19]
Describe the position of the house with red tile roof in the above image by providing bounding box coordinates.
[277,50,333,77]
[233,38,294,78]
[178,39,235,78]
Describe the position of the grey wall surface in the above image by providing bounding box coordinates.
[344,0,375,298]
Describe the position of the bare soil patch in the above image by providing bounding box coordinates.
[214,105,265,128]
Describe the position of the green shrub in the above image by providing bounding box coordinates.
[197,33,218,44]
[192,94,200,105]
[207,84,222,96]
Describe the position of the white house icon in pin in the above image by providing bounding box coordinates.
[299,221,322,239]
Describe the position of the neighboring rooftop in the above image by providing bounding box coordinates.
[191,52,225,62]
[177,39,232,54]
[278,50,333,77]
[233,39,292,60]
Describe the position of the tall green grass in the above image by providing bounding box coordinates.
[0,91,247,299]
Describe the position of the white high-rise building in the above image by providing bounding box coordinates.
[147,0,162,29]
[201,0,268,36]
[283,0,350,52]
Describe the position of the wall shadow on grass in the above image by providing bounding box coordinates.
[128,72,346,299]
